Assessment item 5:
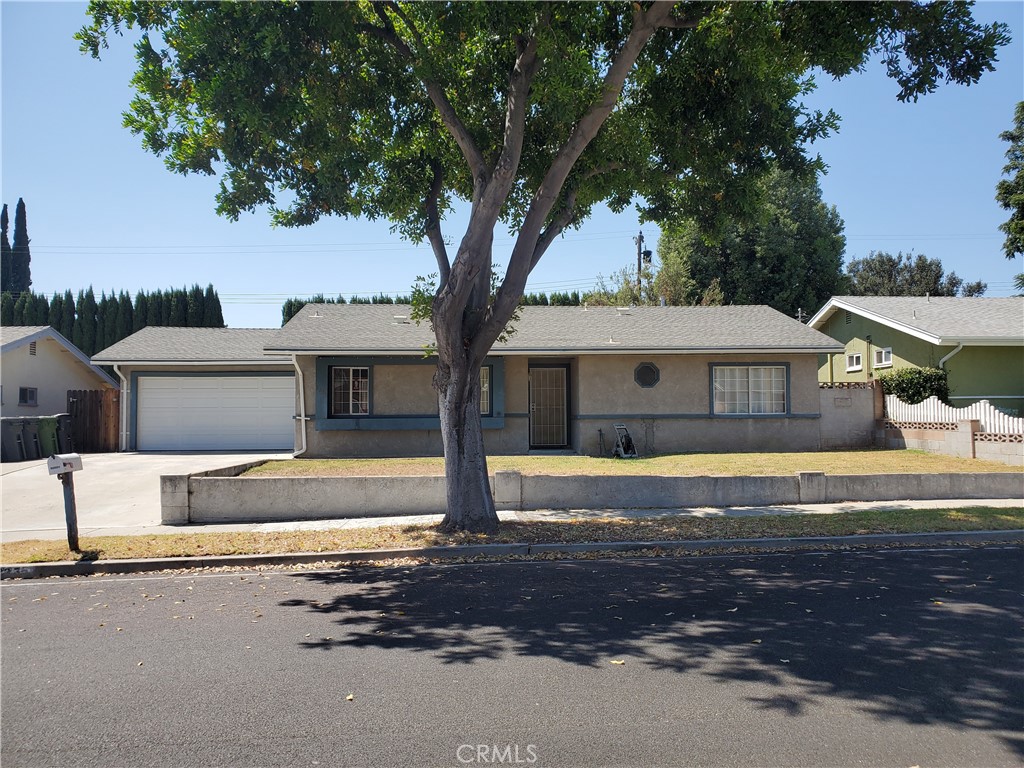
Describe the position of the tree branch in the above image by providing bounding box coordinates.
[473,4,676,356]
[488,20,544,199]
[358,7,488,181]
[424,158,450,291]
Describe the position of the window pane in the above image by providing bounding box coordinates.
[330,367,369,416]
[480,367,491,415]
[351,368,369,414]
[713,366,785,415]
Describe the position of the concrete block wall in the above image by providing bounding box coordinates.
[818,385,879,449]
[884,421,1023,467]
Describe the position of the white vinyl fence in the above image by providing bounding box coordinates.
[885,395,1024,435]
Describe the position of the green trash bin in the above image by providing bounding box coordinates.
[37,417,60,457]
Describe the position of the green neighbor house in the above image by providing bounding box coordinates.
[809,296,1024,415]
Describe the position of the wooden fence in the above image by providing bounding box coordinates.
[884,395,1024,435]
[67,389,120,452]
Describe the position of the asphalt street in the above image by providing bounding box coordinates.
[2,546,1022,768]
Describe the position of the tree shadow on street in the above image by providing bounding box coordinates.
[280,546,1024,755]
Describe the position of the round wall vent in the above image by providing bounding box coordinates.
[634,362,660,388]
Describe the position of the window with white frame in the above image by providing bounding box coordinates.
[712,366,786,415]
[329,367,369,416]
[480,366,492,415]
[18,387,38,406]
[873,347,892,368]
[846,352,863,372]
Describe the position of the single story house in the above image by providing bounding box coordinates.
[1,326,117,417]
[809,296,1024,415]
[270,304,845,457]
[92,327,294,451]
[97,304,848,456]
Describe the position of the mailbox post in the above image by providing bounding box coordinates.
[47,453,83,552]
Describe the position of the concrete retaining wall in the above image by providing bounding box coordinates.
[162,466,1023,524]
[187,475,456,523]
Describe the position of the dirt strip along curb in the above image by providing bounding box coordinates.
[3,529,1023,580]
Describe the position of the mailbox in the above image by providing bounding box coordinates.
[47,453,83,476]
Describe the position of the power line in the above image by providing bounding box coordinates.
[28,228,645,252]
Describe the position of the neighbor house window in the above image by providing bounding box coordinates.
[712,366,786,415]
[873,347,892,368]
[18,387,37,406]
[480,366,492,415]
[846,353,863,372]
[329,367,369,416]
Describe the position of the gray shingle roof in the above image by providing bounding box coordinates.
[92,327,290,363]
[267,304,842,354]
[810,296,1024,344]
[0,326,51,347]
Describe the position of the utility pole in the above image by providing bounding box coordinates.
[634,231,652,300]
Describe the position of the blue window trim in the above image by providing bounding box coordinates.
[129,371,294,452]
[315,356,505,431]
[708,362,792,418]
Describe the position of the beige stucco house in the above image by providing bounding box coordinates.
[1,326,118,418]
[276,304,847,457]
[94,305,847,456]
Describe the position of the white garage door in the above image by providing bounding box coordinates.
[137,376,295,450]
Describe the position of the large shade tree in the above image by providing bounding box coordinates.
[654,166,847,317]
[79,1,1008,532]
[846,250,987,297]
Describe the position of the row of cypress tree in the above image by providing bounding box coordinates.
[280,292,413,325]
[0,285,225,357]
[280,290,583,325]
[1,199,33,296]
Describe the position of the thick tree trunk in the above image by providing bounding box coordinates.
[436,355,498,533]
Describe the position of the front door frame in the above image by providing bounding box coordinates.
[528,363,571,450]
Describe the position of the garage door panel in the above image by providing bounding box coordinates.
[137,376,294,450]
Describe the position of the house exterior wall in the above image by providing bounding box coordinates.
[943,346,1024,415]
[816,311,1024,415]
[301,351,827,458]
[1,339,114,417]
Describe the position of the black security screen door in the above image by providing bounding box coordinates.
[529,366,568,448]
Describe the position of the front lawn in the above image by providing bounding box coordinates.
[243,449,1014,478]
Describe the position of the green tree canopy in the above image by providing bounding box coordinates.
[846,250,986,297]
[996,101,1024,260]
[79,1,1009,532]
[654,166,846,317]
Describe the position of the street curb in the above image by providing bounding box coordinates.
[3,529,1023,580]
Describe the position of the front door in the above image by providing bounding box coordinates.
[529,365,569,449]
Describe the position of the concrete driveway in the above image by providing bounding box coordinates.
[0,452,289,543]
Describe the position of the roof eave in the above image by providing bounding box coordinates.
[935,336,1024,347]
[268,346,843,356]
[811,298,943,344]
[91,358,291,366]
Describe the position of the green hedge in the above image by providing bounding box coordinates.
[876,367,949,404]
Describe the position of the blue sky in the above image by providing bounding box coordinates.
[2,1,1022,329]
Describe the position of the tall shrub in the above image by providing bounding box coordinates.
[876,367,949,404]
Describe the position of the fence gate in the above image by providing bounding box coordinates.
[67,389,120,452]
